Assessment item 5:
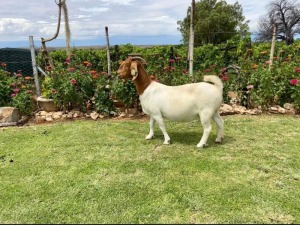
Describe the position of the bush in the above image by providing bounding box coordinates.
[35,37,300,114]
[0,63,35,115]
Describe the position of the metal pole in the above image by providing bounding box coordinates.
[105,26,111,75]
[29,36,41,96]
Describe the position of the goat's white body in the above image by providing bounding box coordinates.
[141,82,222,122]
[140,76,224,148]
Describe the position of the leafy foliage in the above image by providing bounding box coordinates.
[0,64,35,115]
[177,0,249,45]
[2,35,300,115]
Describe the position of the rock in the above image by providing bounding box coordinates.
[283,103,294,110]
[90,112,99,120]
[233,105,247,114]
[119,112,127,118]
[0,107,21,123]
[286,109,296,115]
[40,111,48,116]
[245,108,262,115]
[277,107,286,114]
[35,115,45,123]
[36,96,58,112]
[220,104,235,115]
[45,114,53,122]
[53,112,63,119]
[269,106,279,113]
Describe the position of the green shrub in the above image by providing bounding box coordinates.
[0,64,35,115]
[36,37,300,113]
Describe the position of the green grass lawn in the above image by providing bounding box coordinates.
[0,114,299,224]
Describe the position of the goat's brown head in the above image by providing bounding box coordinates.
[117,57,147,80]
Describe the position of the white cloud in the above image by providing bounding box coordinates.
[100,0,135,5]
[0,0,271,47]
[225,0,270,32]
[78,7,109,13]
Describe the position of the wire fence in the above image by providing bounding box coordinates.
[0,48,35,76]
[0,30,298,77]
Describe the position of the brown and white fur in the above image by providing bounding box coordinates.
[117,57,224,148]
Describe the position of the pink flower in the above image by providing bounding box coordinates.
[70,79,77,85]
[89,70,97,75]
[294,68,300,73]
[65,58,71,63]
[221,75,229,81]
[13,88,20,93]
[69,67,75,72]
[220,68,227,73]
[10,83,16,87]
[101,71,107,75]
[247,85,254,90]
[11,93,16,97]
[83,61,92,67]
[169,59,175,63]
[290,79,299,86]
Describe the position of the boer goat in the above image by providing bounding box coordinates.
[117,57,224,148]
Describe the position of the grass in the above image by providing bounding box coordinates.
[0,114,300,224]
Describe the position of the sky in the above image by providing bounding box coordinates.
[0,0,270,48]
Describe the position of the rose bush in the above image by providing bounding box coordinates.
[3,35,300,117]
[0,64,35,115]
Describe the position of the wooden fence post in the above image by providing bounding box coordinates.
[188,0,195,77]
[269,24,277,70]
[29,36,41,97]
[105,26,111,75]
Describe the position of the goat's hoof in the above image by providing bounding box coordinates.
[145,135,154,140]
[215,137,224,144]
[215,139,222,144]
[163,140,171,145]
[197,143,208,148]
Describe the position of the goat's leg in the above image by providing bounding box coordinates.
[212,112,224,143]
[197,112,212,148]
[145,116,155,140]
[153,115,171,145]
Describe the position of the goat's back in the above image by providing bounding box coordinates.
[140,81,223,122]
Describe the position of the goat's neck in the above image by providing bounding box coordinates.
[133,64,152,95]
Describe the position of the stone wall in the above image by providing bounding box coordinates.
[33,103,297,124]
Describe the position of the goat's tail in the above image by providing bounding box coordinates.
[204,75,223,90]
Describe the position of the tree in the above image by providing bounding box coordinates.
[177,0,249,45]
[41,0,71,67]
[257,0,300,45]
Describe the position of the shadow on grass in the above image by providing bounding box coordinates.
[152,130,236,147]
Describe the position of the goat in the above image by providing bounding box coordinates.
[117,57,224,148]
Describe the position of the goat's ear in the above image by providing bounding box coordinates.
[130,61,138,80]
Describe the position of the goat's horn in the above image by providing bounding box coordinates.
[131,56,147,65]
